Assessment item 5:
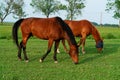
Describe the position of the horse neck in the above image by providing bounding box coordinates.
[64,33,77,48]
[91,26,102,43]
[57,17,77,49]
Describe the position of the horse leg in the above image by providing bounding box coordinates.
[21,39,28,62]
[81,38,86,54]
[57,39,68,53]
[62,39,69,53]
[21,35,31,62]
[17,41,23,60]
[40,39,54,62]
[23,45,29,62]
[78,35,86,54]
[81,34,86,54]
[57,48,60,53]
[54,40,60,63]
[77,38,82,47]
[21,33,32,62]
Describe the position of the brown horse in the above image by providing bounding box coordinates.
[12,17,78,64]
[58,20,103,54]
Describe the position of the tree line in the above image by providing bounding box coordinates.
[92,22,118,27]
[0,0,120,27]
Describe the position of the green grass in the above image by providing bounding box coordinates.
[0,39,120,80]
[0,25,12,39]
[97,27,120,39]
[0,23,21,39]
[0,24,120,80]
[0,24,120,39]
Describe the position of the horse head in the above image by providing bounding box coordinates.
[69,45,79,64]
[96,40,103,53]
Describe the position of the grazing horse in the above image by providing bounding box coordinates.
[58,20,103,54]
[12,17,78,64]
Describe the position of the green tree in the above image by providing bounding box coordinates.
[0,0,25,23]
[12,0,27,19]
[60,0,85,20]
[30,0,61,18]
[106,0,120,27]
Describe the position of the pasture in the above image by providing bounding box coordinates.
[0,24,120,80]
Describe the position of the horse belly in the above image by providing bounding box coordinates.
[32,29,63,40]
[72,28,81,37]
[33,31,50,40]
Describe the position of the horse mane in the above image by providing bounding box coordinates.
[56,17,77,45]
[91,24,102,41]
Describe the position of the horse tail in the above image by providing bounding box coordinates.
[12,19,24,48]
[56,17,77,45]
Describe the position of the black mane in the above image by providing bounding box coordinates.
[56,17,77,46]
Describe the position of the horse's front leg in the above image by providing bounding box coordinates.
[40,39,53,62]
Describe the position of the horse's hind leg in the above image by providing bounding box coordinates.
[78,35,86,54]
[20,40,28,62]
[62,39,69,53]
[81,38,86,54]
[21,33,32,62]
[21,37,30,62]
[40,39,54,62]
[17,41,23,60]
[57,39,68,53]
[23,45,29,62]
[54,40,60,63]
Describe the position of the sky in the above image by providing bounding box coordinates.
[3,0,118,24]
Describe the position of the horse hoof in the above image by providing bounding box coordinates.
[57,49,60,53]
[25,60,29,63]
[39,59,43,63]
[18,58,22,61]
[54,61,58,63]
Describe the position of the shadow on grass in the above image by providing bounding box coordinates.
[79,43,120,64]
[24,41,120,64]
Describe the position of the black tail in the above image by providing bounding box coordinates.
[56,17,77,45]
[12,19,24,49]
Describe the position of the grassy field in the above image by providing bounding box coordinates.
[0,24,120,80]
[0,23,120,39]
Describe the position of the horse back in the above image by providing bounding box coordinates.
[64,20,93,37]
[20,18,65,40]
